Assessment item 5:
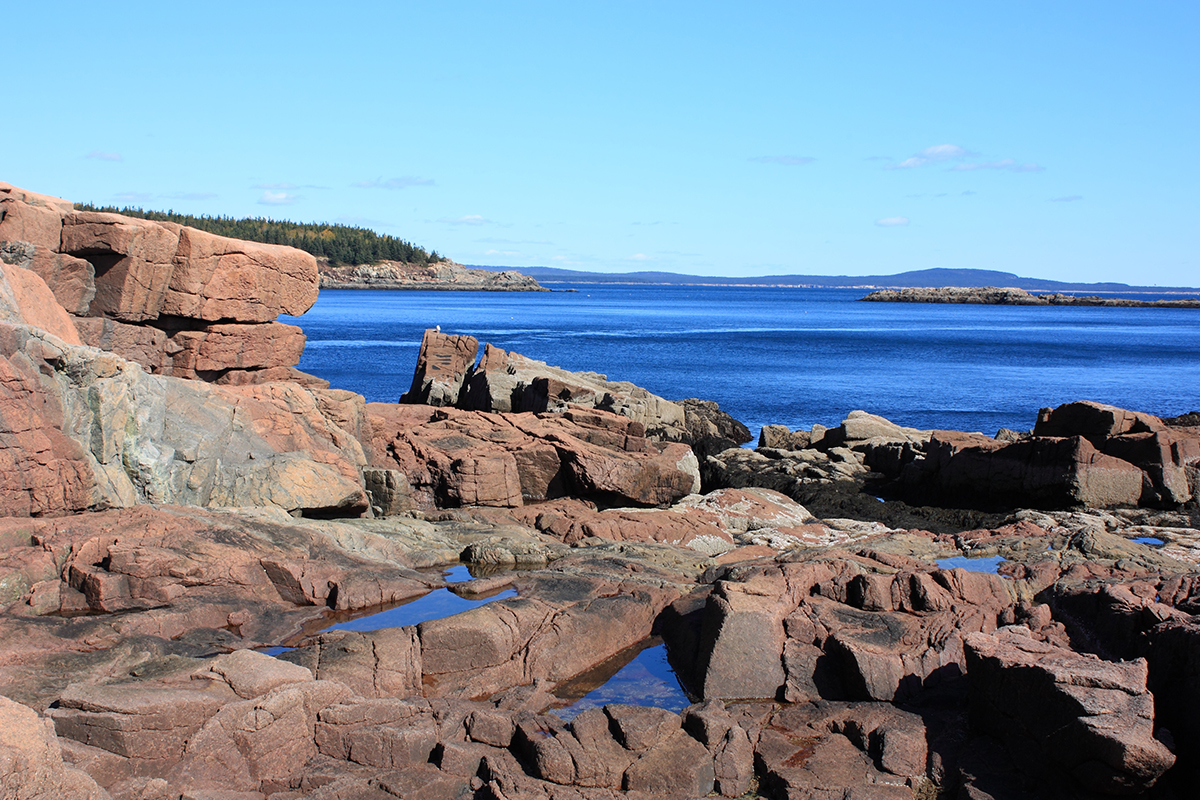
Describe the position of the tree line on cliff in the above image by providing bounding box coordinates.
[73,204,443,267]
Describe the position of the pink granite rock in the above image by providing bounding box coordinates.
[0,695,108,800]
[60,211,181,322]
[964,626,1175,794]
[161,226,319,323]
[399,329,479,406]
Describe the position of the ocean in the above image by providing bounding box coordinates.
[283,284,1200,439]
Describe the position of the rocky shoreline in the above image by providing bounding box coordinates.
[862,286,1200,307]
[3,180,1200,799]
[319,260,548,292]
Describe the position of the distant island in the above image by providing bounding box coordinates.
[471,265,1199,294]
[861,286,1200,308]
[319,260,547,291]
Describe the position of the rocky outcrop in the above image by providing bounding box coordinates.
[458,342,690,440]
[906,402,1200,509]
[399,329,479,406]
[728,403,1200,518]
[0,183,322,386]
[0,320,368,517]
[664,549,1033,704]
[0,695,107,800]
[964,626,1175,794]
[319,259,548,291]
[863,285,1200,308]
[367,403,699,510]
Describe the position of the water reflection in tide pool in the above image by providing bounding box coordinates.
[1132,536,1166,547]
[935,555,1007,574]
[324,565,516,634]
[259,565,516,655]
[551,638,692,722]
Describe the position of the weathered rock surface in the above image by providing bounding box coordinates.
[731,404,1200,522]
[964,626,1175,794]
[0,695,108,800]
[367,403,699,510]
[459,343,692,441]
[0,183,321,389]
[399,329,479,406]
[1,261,82,345]
[664,545,1041,704]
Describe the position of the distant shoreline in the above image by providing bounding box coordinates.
[861,286,1200,308]
[470,265,1199,294]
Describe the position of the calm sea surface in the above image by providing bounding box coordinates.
[282,284,1200,439]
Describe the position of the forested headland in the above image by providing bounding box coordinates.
[72,204,443,266]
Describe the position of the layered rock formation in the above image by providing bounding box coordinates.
[1,182,321,385]
[402,329,752,454]
[715,402,1200,518]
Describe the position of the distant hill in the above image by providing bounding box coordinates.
[467,265,1197,294]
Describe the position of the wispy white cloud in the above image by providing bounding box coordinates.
[255,181,330,191]
[628,253,651,261]
[886,144,1044,173]
[86,151,123,162]
[476,236,554,245]
[355,176,435,189]
[875,216,910,227]
[258,190,300,205]
[888,144,971,169]
[1050,195,1083,202]
[484,248,520,257]
[439,215,490,226]
[163,191,218,201]
[951,159,1044,172]
[112,191,154,203]
[750,155,816,166]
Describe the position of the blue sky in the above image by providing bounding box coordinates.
[6,1,1198,285]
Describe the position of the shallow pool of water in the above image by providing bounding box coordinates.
[936,555,1007,574]
[258,564,517,655]
[551,639,692,721]
[1132,536,1166,547]
[324,565,516,634]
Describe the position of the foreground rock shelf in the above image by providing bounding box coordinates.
[3,181,1200,799]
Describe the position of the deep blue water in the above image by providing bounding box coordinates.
[282,284,1200,438]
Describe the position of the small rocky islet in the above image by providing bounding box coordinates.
[861,286,1200,308]
[1,181,1200,799]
